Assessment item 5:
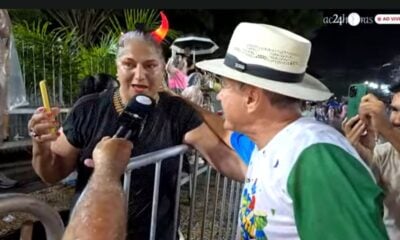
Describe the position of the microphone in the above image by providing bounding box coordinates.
[114,94,156,140]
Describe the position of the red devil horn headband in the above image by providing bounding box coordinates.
[150,11,169,43]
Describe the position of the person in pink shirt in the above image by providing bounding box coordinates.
[166,55,188,93]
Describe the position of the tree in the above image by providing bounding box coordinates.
[43,9,115,47]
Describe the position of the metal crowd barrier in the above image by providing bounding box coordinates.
[123,144,243,240]
[0,193,65,240]
[123,144,189,240]
[0,144,242,240]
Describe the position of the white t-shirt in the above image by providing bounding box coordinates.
[237,117,388,240]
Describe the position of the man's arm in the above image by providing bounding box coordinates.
[180,95,254,165]
[188,101,233,149]
[164,87,233,148]
[62,137,132,240]
[183,123,247,182]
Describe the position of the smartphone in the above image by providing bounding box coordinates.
[347,83,368,119]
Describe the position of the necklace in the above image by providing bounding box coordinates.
[113,89,124,115]
[113,88,160,115]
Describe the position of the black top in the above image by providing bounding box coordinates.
[63,88,203,239]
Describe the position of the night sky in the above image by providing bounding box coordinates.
[300,10,400,96]
[170,9,400,96]
[310,11,400,70]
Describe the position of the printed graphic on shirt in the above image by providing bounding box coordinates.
[239,179,269,240]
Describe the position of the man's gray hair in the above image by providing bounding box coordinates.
[262,90,301,108]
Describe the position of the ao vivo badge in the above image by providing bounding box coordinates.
[39,80,56,134]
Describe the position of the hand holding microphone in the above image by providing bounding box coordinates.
[114,94,156,140]
[85,94,155,168]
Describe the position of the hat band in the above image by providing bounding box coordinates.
[224,54,304,83]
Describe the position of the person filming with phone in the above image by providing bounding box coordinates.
[342,81,400,240]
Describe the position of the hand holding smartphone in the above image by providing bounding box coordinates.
[347,83,368,119]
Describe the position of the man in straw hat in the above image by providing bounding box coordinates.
[196,22,388,240]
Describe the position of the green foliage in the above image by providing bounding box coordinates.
[43,9,115,47]
[12,20,62,105]
[8,9,47,24]
[76,32,118,80]
[109,9,160,32]
[108,9,181,45]
[12,19,57,44]
[13,21,79,105]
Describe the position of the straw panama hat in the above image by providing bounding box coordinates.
[196,22,332,101]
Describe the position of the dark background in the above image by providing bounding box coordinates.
[166,9,400,97]
[310,10,400,96]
